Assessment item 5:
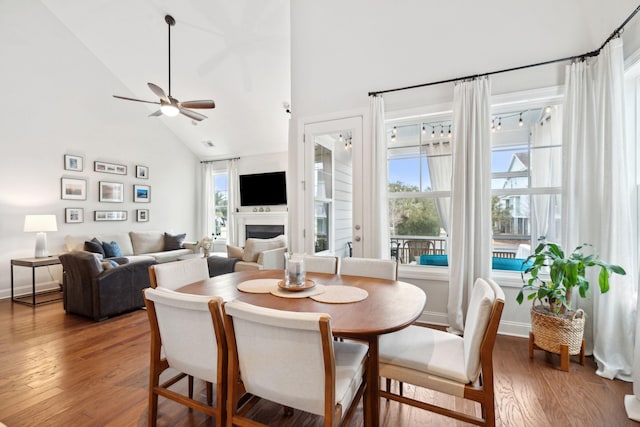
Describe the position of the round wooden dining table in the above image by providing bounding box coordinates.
[176,269,427,427]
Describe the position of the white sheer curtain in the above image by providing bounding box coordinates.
[200,162,216,239]
[227,158,239,245]
[425,141,452,235]
[563,38,637,383]
[200,159,239,244]
[447,77,492,334]
[368,95,390,259]
[530,106,562,242]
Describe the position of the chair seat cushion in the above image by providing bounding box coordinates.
[379,325,469,383]
[333,340,368,414]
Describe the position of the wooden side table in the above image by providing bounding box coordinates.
[11,256,62,306]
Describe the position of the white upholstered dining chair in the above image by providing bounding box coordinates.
[378,277,505,427]
[223,300,369,427]
[303,254,339,274]
[339,257,398,280]
[148,257,209,290]
[143,287,227,427]
[147,257,211,400]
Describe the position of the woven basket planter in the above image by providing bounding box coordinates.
[530,305,585,355]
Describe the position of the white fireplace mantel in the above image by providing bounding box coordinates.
[233,211,288,244]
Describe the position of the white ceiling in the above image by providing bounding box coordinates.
[41,0,291,159]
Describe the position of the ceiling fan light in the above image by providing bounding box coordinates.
[160,103,179,117]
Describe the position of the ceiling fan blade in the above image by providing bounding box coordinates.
[179,108,207,121]
[148,110,163,117]
[147,83,169,102]
[113,95,160,105]
[180,100,216,109]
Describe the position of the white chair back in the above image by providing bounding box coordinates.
[151,257,209,290]
[303,255,338,274]
[463,278,505,381]
[224,300,330,416]
[340,257,398,280]
[144,287,221,383]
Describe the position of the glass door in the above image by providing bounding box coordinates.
[304,117,362,257]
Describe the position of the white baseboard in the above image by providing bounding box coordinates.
[418,310,531,339]
[0,280,60,300]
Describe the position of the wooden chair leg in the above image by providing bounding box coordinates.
[529,332,535,359]
[579,339,585,366]
[206,381,213,406]
[560,344,569,371]
[188,375,194,399]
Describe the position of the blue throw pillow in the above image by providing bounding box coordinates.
[492,257,532,271]
[419,254,449,266]
[102,241,123,258]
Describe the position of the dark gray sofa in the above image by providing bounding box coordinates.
[59,251,157,321]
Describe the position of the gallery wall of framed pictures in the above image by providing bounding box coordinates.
[61,154,152,224]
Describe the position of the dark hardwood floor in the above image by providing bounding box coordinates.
[0,298,635,426]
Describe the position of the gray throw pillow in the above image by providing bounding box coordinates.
[164,232,186,251]
[84,238,105,258]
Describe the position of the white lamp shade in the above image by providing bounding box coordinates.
[24,215,58,232]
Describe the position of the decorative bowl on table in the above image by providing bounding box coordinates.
[277,279,316,292]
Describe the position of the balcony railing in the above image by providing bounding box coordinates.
[390,235,529,264]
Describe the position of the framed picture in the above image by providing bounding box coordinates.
[65,208,84,223]
[99,181,124,203]
[135,165,149,179]
[94,161,127,175]
[134,184,151,203]
[61,177,87,200]
[94,211,127,221]
[64,154,83,171]
[136,209,149,222]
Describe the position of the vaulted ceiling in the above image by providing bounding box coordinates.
[41,0,291,159]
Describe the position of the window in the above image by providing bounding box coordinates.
[387,120,452,263]
[213,173,229,238]
[314,143,333,253]
[386,102,563,266]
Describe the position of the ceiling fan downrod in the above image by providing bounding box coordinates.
[165,14,175,97]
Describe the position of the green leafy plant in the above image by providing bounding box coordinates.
[516,242,626,315]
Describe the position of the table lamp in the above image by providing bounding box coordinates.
[24,214,58,258]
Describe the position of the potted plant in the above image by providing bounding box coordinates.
[516,241,626,366]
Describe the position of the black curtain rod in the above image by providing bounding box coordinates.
[200,157,240,164]
[368,4,640,97]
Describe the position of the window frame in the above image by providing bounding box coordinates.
[386,89,564,281]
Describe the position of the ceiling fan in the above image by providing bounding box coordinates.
[113,15,215,121]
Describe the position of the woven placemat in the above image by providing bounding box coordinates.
[270,284,326,299]
[237,279,280,293]
[310,286,368,303]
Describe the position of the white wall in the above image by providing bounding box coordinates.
[0,2,199,298]
[289,0,640,336]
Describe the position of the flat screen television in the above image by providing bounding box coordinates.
[239,171,287,206]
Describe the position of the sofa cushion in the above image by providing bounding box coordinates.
[419,254,448,266]
[491,257,532,271]
[227,245,244,259]
[102,241,123,258]
[146,249,193,264]
[164,232,186,250]
[84,238,105,258]
[242,235,286,262]
[129,231,165,255]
